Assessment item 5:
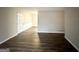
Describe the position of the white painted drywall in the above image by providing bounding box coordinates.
[32,11,38,26]
[17,10,33,33]
[0,7,17,43]
[0,7,37,44]
[65,8,79,51]
[38,11,64,33]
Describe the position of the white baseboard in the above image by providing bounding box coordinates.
[17,26,32,34]
[17,26,32,35]
[65,36,79,51]
[38,30,64,33]
[0,33,18,45]
[0,26,32,45]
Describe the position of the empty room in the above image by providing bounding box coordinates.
[0,7,79,52]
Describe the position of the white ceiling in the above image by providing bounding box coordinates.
[18,7,64,11]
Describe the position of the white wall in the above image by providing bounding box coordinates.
[17,8,39,33]
[38,11,64,33]
[65,8,79,51]
[32,11,38,26]
[17,10,33,33]
[0,7,17,44]
[0,7,38,44]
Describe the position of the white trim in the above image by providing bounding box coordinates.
[65,35,79,51]
[38,30,64,33]
[17,23,32,34]
[17,26,32,34]
[0,33,18,45]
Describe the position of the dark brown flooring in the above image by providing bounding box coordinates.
[0,27,77,52]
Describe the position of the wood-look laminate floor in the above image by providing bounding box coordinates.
[0,27,77,52]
